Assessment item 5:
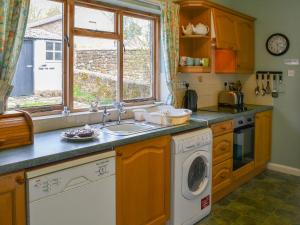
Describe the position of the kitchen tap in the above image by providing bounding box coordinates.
[102,106,111,127]
[114,102,126,124]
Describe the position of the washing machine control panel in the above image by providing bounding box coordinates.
[181,133,211,152]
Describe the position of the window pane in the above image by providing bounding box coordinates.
[75,6,115,32]
[46,42,54,50]
[73,36,118,109]
[55,52,62,60]
[55,42,62,51]
[123,16,153,100]
[8,0,63,110]
[46,52,53,60]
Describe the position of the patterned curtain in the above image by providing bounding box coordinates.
[161,0,180,107]
[0,0,30,113]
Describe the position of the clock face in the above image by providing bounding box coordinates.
[266,33,289,56]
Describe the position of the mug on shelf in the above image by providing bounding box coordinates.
[194,58,202,66]
[186,57,194,66]
[179,56,187,66]
[202,58,210,67]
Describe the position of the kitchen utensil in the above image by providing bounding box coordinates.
[192,23,209,35]
[265,73,272,95]
[182,23,193,35]
[278,72,285,93]
[255,74,260,96]
[272,74,279,98]
[260,74,266,96]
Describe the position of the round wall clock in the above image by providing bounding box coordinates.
[266,33,289,56]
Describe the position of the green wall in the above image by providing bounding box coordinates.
[228,0,300,169]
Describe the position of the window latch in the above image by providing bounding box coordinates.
[64,35,70,47]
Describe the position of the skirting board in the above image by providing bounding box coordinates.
[267,163,300,177]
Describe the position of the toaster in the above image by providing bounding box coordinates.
[218,91,244,106]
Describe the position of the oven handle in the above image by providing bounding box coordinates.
[234,124,254,132]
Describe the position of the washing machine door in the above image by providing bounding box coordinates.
[182,151,210,200]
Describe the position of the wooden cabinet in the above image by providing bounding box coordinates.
[211,120,233,197]
[213,7,255,74]
[213,9,237,50]
[235,18,254,73]
[211,120,233,137]
[213,133,233,165]
[0,171,26,225]
[213,159,232,193]
[255,111,272,168]
[116,136,171,225]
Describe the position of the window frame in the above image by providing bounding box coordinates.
[70,0,159,112]
[12,0,160,115]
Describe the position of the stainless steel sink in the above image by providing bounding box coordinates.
[101,122,158,136]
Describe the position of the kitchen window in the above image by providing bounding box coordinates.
[7,0,64,111]
[8,0,159,113]
[71,2,158,109]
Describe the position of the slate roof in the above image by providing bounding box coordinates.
[24,28,62,41]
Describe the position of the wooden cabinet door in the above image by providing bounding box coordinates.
[116,136,171,225]
[235,18,254,73]
[255,111,272,168]
[213,9,237,50]
[0,171,26,225]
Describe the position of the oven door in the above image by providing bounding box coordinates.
[233,124,254,170]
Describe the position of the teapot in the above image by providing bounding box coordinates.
[182,23,193,35]
[192,23,209,35]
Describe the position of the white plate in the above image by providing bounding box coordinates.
[61,132,99,142]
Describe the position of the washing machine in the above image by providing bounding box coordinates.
[170,128,212,225]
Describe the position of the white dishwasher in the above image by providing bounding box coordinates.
[26,151,116,225]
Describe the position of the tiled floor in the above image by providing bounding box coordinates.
[197,170,300,225]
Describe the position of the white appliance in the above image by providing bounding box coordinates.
[26,151,116,225]
[170,129,212,225]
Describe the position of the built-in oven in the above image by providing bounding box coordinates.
[233,115,255,171]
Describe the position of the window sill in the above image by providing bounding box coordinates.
[32,102,163,133]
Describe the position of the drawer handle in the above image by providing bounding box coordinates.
[15,176,25,185]
[220,126,227,130]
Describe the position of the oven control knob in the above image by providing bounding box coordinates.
[238,120,243,125]
[247,118,252,122]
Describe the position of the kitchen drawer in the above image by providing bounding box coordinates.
[213,133,233,165]
[212,159,232,194]
[211,120,233,137]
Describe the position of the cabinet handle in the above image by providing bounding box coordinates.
[15,176,25,185]
[220,126,227,130]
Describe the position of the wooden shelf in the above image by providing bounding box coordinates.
[178,66,211,73]
[180,34,211,39]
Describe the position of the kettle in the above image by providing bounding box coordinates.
[182,83,198,112]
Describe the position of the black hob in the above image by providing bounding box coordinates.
[199,105,254,114]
